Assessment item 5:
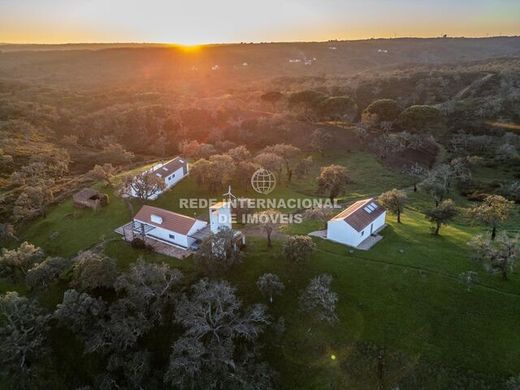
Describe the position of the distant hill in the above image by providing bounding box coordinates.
[0,37,519,89]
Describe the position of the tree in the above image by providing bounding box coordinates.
[103,350,152,390]
[403,162,428,192]
[101,143,134,164]
[235,160,260,189]
[496,143,519,161]
[207,154,236,191]
[371,133,405,160]
[0,148,14,171]
[378,189,407,223]
[115,259,183,323]
[318,96,358,122]
[317,164,351,202]
[260,91,283,110]
[179,140,216,159]
[288,90,326,120]
[166,278,272,389]
[283,235,316,264]
[310,129,332,156]
[62,134,79,147]
[0,223,17,241]
[501,181,520,203]
[122,170,165,201]
[71,251,118,291]
[295,156,313,179]
[254,209,282,247]
[89,163,116,186]
[25,257,71,290]
[0,292,51,386]
[418,164,456,206]
[470,195,513,240]
[425,199,458,235]
[194,228,243,275]
[254,152,284,177]
[256,273,285,303]
[189,158,212,186]
[362,98,402,128]
[299,274,338,324]
[396,105,446,136]
[262,144,301,183]
[29,147,71,178]
[228,145,251,162]
[469,233,519,281]
[54,289,106,346]
[13,180,54,221]
[0,241,44,279]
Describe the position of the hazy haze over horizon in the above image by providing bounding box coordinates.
[0,0,519,45]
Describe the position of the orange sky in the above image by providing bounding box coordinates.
[1,0,519,44]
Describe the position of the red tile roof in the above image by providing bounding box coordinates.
[331,198,385,232]
[134,205,197,235]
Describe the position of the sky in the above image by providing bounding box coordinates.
[0,0,519,44]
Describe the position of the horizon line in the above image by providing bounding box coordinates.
[1,34,519,47]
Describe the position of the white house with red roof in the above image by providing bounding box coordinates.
[133,205,208,249]
[327,197,386,248]
[130,199,244,252]
[128,157,188,200]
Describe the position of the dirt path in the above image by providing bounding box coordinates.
[453,73,494,100]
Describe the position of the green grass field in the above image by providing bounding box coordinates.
[4,151,520,387]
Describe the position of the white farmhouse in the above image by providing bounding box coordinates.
[133,205,207,249]
[128,157,188,200]
[326,198,386,248]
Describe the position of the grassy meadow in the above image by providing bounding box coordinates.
[4,151,520,388]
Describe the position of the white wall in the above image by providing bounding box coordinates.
[129,163,188,200]
[209,205,232,234]
[327,220,361,247]
[186,220,208,248]
[326,211,386,248]
[164,166,187,189]
[135,216,206,250]
[135,220,190,248]
[370,212,386,234]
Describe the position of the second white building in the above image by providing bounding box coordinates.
[327,197,386,248]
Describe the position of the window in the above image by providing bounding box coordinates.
[361,231,364,236]
[363,202,378,214]
[169,234,175,240]
[150,214,163,224]
[169,174,175,180]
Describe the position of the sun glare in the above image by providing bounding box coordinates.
[167,43,203,53]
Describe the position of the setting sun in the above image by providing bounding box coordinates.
[1,0,519,44]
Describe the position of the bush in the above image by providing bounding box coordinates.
[396,105,446,136]
[131,238,151,250]
[100,193,110,206]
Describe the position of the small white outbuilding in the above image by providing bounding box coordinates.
[128,157,188,200]
[326,197,386,248]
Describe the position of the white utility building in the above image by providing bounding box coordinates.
[326,197,386,248]
[128,157,188,200]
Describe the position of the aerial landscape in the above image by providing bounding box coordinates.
[0,1,519,389]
